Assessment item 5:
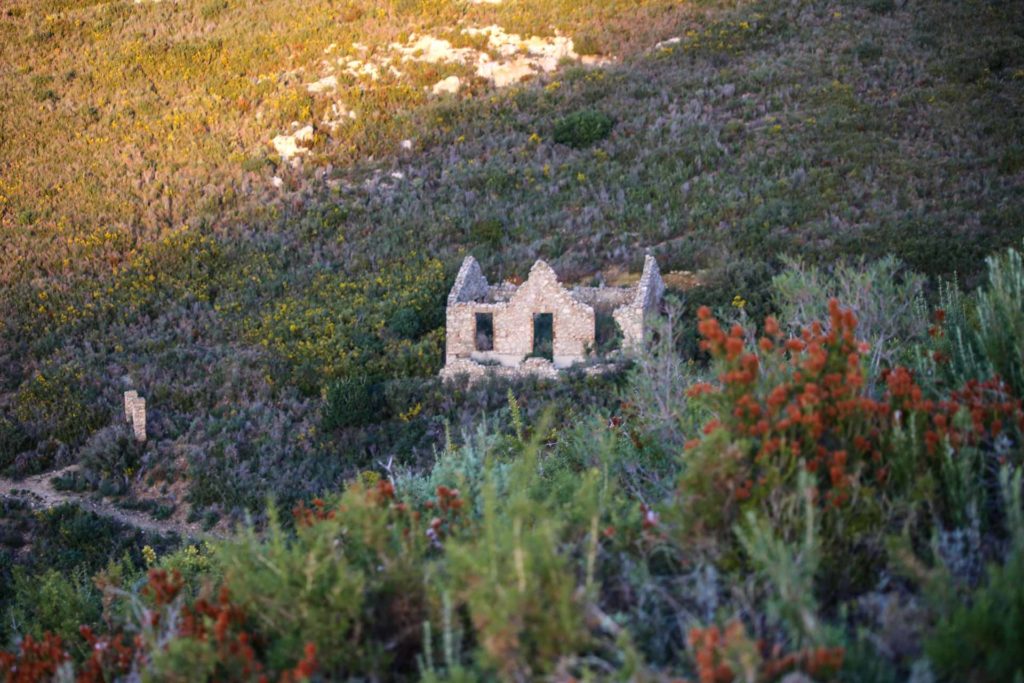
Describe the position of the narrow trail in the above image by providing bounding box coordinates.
[0,466,215,539]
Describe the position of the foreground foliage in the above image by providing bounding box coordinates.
[4,246,1024,680]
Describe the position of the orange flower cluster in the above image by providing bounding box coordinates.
[145,568,319,682]
[687,300,1023,512]
[293,497,338,527]
[687,621,843,683]
[143,567,184,608]
[691,301,888,508]
[2,570,319,683]
[920,376,1023,457]
[423,485,465,546]
[77,627,136,682]
[292,480,467,550]
[0,633,68,683]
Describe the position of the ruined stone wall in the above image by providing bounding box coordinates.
[123,390,147,442]
[443,254,663,378]
[614,255,665,352]
[636,254,666,311]
[445,301,517,365]
[447,255,490,305]
[570,286,634,312]
[495,261,595,368]
[445,260,597,368]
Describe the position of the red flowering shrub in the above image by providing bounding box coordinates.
[0,633,68,683]
[678,300,1024,554]
[138,568,319,682]
[76,626,137,683]
[0,569,318,683]
[687,621,844,683]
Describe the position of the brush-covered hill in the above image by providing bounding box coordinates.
[2,0,1024,678]
[2,0,1021,521]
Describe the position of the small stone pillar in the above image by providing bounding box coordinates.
[123,390,147,442]
[123,390,138,423]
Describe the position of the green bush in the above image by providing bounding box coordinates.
[217,508,367,672]
[322,375,387,430]
[553,109,614,148]
[771,255,927,384]
[218,484,432,676]
[0,417,31,472]
[926,548,1024,681]
[6,568,100,656]
[917,244,1024,397]
[388,306,424,340]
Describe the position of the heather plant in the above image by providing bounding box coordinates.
[771,255,928,385]
[77,424,144,496]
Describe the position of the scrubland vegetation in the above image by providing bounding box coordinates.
[4,245,1024,680]
[2,0,1024,678]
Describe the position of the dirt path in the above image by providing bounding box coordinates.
[0,466,216,539]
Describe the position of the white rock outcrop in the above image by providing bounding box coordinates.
[431,75,462,95]
[272,124,315,163]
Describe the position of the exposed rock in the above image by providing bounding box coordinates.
[306,74,338,93]
[431,75,462,95]
[271,124,314,163]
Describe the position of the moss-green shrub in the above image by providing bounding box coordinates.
[926,547,1024,681]
[0,417,32,472]
[553,109,613,148]
[6,568,100,656]
[322,375,387,430]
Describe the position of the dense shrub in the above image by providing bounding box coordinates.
[77,424,143,495]
[322,375,387,430]
[218,482,431,675]
[0,416,31,472]
[6,568,100,656]
[926,544,1024,681]
[552,109,613,148]
[675,300,1023,587]
[771,255,927,382]
[12,364,106,446]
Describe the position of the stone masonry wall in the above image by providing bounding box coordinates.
[443,254,663,379]
[493,260,595,367]
[614,255,664,352]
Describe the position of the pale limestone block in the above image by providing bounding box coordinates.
[123,390,138,424]
[131,398,147,442]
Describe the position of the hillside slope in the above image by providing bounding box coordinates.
[1,0,1022,521]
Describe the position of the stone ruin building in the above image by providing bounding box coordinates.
[441,254,664,380]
